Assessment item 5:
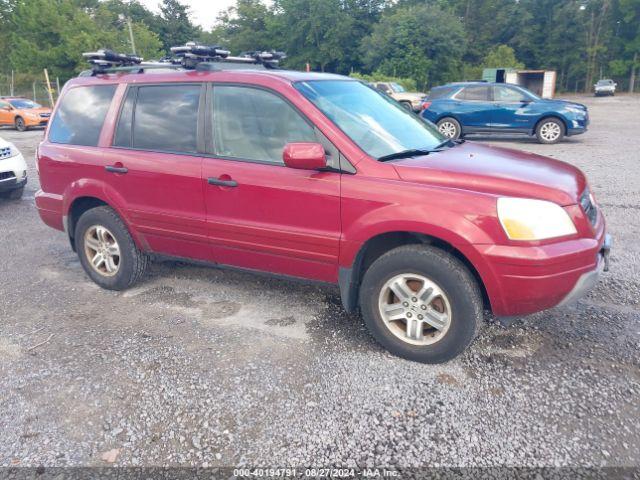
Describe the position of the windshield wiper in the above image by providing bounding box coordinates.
[378,149,434,162]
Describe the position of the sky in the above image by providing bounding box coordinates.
[139,0,236,30]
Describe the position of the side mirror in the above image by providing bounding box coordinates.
[283,142,327,170]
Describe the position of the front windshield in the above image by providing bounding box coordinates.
[9,99,41,109]
[597,79,613,85]
[391,82,406,93]
[295,80,444,159]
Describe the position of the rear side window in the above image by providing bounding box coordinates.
[457,86,490,101]
[427,87,454,100]
[49,85,116,146]
[114,84,201,153]
[212,86,316,164]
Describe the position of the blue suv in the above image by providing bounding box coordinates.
[421,82,589,144]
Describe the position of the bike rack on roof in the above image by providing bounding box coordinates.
[80,43,287,76]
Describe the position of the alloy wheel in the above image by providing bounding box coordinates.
[539,122,561,142]
[84,225,121,277]
[378,273,452,346]
[438,121,457,138]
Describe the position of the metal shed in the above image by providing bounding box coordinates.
[483,68,557,98]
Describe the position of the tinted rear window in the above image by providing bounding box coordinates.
[427,87,454,100]
[49,85,116,146]
[130,85,200,153]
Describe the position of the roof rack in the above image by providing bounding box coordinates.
[171,42,285,70]
[80,43,286,76]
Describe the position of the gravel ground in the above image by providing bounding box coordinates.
[0,94,639,471]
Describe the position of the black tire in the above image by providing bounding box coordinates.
[535,117,564,144]
[74,206,148,290]
[400,101,413,111]
[2,187,24,200]
[359,245,482,364]
[437,117,462,140]
[14,117,26,132]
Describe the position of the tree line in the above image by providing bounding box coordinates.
[0,0,638,93]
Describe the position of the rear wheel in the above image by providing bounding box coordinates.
[14,117,26,132]
[437,117,461,140]
[359,245,482,363]
[400,101,413,111]
[75,206,148,290]
[535,118,564,144]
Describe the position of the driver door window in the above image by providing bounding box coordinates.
[493,86,528,103]
[212,86,317,165]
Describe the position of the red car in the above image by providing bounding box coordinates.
[36,60,610,363]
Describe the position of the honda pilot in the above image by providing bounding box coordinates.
[35,49,610,363]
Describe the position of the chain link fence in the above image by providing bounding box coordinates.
[0,72,71,107]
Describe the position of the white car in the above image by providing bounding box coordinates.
[594,79,616,96]
[0,136,27,200]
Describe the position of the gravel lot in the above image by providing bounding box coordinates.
[1,94,639,471]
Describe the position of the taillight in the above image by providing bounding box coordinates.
[421,101,431,111]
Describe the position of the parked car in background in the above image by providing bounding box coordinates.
[36,60,609,364]
[421,82,589,144]
[0,136,27,199]
[371,82,426,111]
[594,79,616,96]
[0,97,52,131]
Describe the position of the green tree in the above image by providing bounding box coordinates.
[482,44,525,69]
[157,0,198,51]
[211,0,276,53]
[270,0,355,72]
[360,3,466,89]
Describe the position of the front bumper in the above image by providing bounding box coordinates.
[556,234,611,308]
[475,214,609,316]
[0,153,28,191]
[0,176,27,192]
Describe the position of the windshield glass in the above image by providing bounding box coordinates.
[295,80,444,159]
[9,99,41,109]
[391,82,406,93]
[597,79,613,85]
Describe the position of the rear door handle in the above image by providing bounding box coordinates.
[208,177,238,187]
[105,165,128,174]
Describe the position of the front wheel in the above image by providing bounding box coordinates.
[359,245,483,363]
[437,117,462,140]
[75,206,148,290]
[14,117,26,132]
[2,187,24,200]
[535,118,564,144]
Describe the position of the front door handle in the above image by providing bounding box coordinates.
[208,177,238,187]
[105,165,128,174]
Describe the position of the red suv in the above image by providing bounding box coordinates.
[36,61,610,363]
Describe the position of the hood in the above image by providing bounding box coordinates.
[396,92,426,101]
[19,106,51,114]
[392,142,586,206]
[539,98,587,110]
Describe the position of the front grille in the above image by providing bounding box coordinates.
[580,188,597,226]
[0,171,16,181]
[40,113,50,118]
[0,147,11,160]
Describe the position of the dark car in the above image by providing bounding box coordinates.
[421,82,589,144]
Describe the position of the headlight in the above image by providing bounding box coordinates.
[1,142,20,159]
[497,197,577,241]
